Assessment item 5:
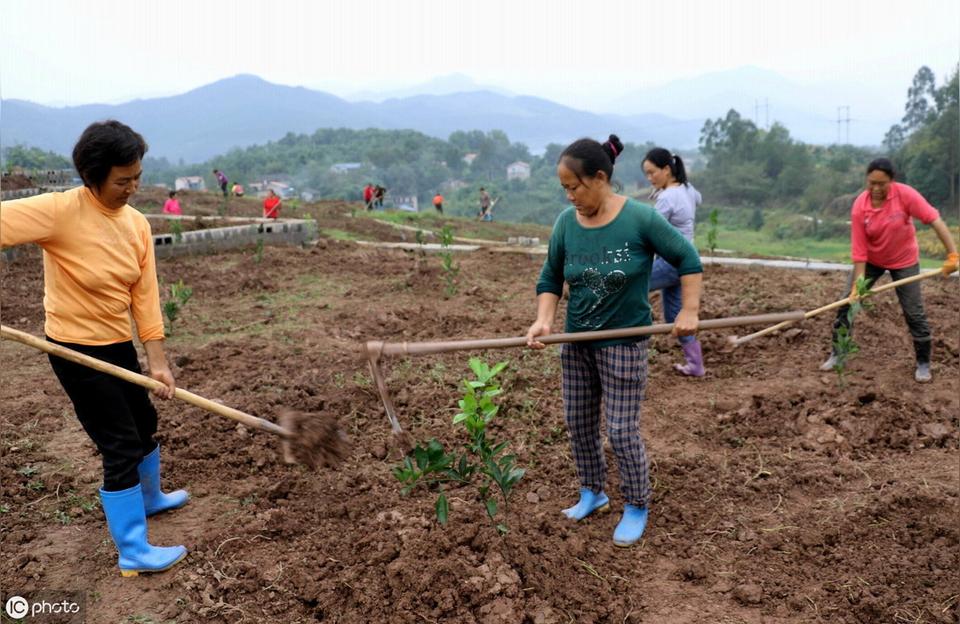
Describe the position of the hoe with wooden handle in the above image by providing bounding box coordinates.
[364,310,806,449]
[727,269,945,347]
[1,325,347,469]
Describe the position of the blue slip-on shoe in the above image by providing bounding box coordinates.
[562,488,610,521]
[99,484,187,577]
[138,445,190,517]
[613,504,649,547]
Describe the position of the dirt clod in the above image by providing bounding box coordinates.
[278,409,349,469]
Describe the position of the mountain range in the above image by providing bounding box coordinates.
[1,69,896,163]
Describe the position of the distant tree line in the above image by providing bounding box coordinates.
[695,63,958,219]
[7,65,951,228]
[883,64,958,209]
[1,145,72,172]
[137,128,660,224]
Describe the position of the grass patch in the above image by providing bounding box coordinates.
[321,228,360,241]
[694,225,944,268]
[361,210,551,241]
[695,225,852,262]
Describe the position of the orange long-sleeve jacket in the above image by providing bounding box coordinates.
[1,187,165,345]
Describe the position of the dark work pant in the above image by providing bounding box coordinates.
[47,338,159,491]
[830,262,931,350]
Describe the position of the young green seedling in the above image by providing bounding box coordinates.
[438,225,459,296]
[393,358,524,534]
[163,279,193,335]
[832,275,874,385]
[170,218,184,244]
[707,208,719,256]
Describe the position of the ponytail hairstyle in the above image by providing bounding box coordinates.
[643,147,688,186]
[866,157,896,179]
[559,134,624,188]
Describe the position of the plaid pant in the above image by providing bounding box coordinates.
[561,340,650,507]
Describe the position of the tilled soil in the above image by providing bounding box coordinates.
[1,198,957,623]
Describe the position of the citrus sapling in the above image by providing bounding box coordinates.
[163,279,193,335]
[832,276,874,385]
[707,208,719,256]
[438,225,459,296]
[393,358,524,534]
[170,218,184,243]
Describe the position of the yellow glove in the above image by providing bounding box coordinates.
[942,252,959,276]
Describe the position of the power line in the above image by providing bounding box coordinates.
[837,106,851,144]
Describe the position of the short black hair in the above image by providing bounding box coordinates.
[867,158,896,179]
[72,120,147,190]
[559,134,623,184]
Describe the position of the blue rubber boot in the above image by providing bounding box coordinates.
[138,445,189,517]
[99,485,187,577]
[613,504,649,547]
[562,488,610,521]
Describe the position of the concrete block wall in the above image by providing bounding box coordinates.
[151,218,318,258]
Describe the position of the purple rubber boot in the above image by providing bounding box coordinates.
[674,340,705,377]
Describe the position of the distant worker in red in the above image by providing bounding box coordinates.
[263,188,282,219]
[433,192,444,214]
[363,183,374,211]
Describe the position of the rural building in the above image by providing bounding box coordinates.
[330,162,363,174]
[506,161,531,181]
[175,176,206,191]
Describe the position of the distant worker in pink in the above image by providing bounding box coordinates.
[162,190,182,215]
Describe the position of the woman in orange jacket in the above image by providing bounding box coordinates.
[1,120,188,577]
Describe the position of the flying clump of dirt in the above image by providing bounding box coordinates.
[279,409,350,469]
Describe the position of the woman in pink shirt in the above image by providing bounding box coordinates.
[820,158,958,382]
[162,190,182,215]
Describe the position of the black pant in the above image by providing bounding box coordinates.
[47,338,158,491]
[830,262,931,355]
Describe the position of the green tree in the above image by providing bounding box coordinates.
[2,145,72,171]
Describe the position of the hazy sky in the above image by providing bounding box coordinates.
[1,0,957,113]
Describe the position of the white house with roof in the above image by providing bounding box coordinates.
[174,176,206,191]
[330,162,363,174]
[506,161,531,181]
[462,153,478,166]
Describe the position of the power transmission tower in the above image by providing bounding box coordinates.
[755,98,770,129]
[837,106,851,144]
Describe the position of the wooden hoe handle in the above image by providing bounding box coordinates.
[731,269,943,346]
[1,325,290,438]
[368,311,806,358]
